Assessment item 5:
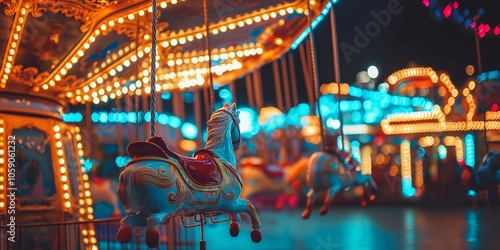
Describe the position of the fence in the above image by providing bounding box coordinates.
[0,217,195,250]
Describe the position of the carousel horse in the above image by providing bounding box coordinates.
[238,126,308,209]
[116,103,262,248]
[90,174,122,217]
[461,151,500,211]
[239,156,308,207]
[302,146,377,219]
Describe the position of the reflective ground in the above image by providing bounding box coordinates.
[202,206,499,250]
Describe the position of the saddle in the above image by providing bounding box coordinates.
[127,137,230,186]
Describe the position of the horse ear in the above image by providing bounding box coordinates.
[231,103,236,110]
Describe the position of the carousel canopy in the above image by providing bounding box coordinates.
[0,0,335,105]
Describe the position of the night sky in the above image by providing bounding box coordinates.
[234,0,500,107]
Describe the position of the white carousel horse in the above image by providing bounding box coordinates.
[461,151,500,211]
[302,148,377,219]
[116,103,262,248]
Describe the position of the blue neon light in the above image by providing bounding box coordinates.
[477,70,500,83]
[465,134,475,166]
[291,1,338,49]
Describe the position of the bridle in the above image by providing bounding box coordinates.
[218,109,242,147]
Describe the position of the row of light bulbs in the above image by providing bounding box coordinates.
[39,0,296,92]
[0,7,29,88]
[0,118,5,210]
[69,40,260,104]
[386,68,458,115]
[38,0,179,90]
[73,125,98,249]
[382,120,500,135]
[53,125,73,211]
[400,141,412,186]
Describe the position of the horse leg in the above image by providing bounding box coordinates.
[229,199,262,243]
[229,213,241,237]
[469,191,478,211]
[486,187,497,212]
[319,186,341,215]
[302,189,319,219]
[145,212,172,249]
[117,211,148,243]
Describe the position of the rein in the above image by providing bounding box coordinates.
[218,109,242,146]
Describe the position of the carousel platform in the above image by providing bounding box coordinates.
[202,206,499,250]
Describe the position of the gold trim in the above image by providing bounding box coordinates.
[189,191,221,206]
[128,156,228,192]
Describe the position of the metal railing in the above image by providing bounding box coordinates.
[0,217,195,250]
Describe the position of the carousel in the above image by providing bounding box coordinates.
[0,0,344,249]
[1,0,500,249]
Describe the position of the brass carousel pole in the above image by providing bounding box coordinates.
[299,43,314,113]
[475,27,489,153]
[288,53,299,107]
[306,1,327,151]
[273,60,284,111]
[330,1,344,150]
[203,0,215,114]
[245,74,255,107]
[280,56,292,111]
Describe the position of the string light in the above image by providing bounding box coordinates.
[422,0,500,38]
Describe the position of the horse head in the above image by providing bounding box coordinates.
[205,103,242,167]
[481,151,500,172]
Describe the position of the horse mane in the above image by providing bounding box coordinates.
[483,151,500,171]
[205,104,237,149]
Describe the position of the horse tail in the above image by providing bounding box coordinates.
[117,167,140,215]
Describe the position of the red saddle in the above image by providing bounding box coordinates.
[127,137,223,186]
[179,149,223,186]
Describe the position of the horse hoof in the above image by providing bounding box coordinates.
[229,222,240,237]
[319,207,329,216]
[145,230,160,249]
[361,199,368,207]
[301,210,311,220]
[117,227,132,243]
[251,229,262,243]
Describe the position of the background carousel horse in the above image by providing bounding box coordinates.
[461,151,500,211]
[116,103,262,248]
[88,165,122,218]
[302,136,377,219]
[237,126,309,209]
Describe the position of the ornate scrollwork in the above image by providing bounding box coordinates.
[1,0,20,15]
[115,20,170,40]
[168,179,193,205]
[9,65,49,87]
[221,189,235,201]
[83,0,118,9]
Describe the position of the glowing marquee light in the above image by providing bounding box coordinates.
[400,140,415,197]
